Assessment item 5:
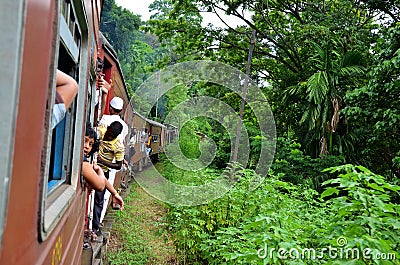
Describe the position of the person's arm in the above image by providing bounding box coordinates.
[97,157,123,170]
[105,180,124,210]
[82,161,106,191]
[97,76,111,119]
[56,70,78,109]
[100,87,108,119]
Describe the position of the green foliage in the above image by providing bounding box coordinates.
[101,0,168,97]
[298,40,364,155]
[159,161,400,264]
[178,120,202,159]
[321,165,400,265]
[104,0,399,176]
[161,82,240,169]
[143,0,395,165]
[272,135,344,190]
[102,4,400,263]
[343,23,400,178]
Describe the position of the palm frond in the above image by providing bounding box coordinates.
[339,65,364,76]
[307,71,330,105]
[282,84,302,103]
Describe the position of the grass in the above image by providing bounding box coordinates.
[105,168,179,265]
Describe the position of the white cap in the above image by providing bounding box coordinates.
[110,97,124,110]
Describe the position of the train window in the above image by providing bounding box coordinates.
[152,135,159,143]
[0,0,25,249]
[47,36,78,194]
[39,0,89,240]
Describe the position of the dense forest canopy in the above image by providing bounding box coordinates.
[101,1,400,264]
[101,0,399,181]
[100,0,169,98]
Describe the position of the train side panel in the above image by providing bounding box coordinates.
[0,0,59,263]
[1,0,174,263]
[147,119,167,159]
[0,0,25,261]
[0,0,102,264]
[132,112,149,168]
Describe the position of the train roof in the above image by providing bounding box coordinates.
[165,123,178,129]
[132,109,146,120]
[146,118,166,128]
[131,109,166,128]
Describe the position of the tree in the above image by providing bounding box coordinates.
[343,23,400,178]
[142,0,398,176]
[101,0,168,96]
[300,40,364,156]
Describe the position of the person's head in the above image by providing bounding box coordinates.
[109,97,123,115]
[104,121,123,141]
[96,57,104,76]
[84,123,98,156]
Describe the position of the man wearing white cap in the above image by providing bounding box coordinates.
[98,96,128,145]
[94,96,129,238]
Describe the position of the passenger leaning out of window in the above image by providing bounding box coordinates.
[81,123,124,210]
[52,69,78,129]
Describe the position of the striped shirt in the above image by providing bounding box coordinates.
[98,126,124,172]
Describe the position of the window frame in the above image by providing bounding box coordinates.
[39,0,89,241]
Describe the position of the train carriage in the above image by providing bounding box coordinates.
[146,118,167,161]
[165,124,178,144]
[0,1,174,264]
[127,111,150,171]
[0,0,104,264]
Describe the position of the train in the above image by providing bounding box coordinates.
[0,1,173,264]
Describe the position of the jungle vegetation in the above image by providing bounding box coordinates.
[101,0,400,263]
